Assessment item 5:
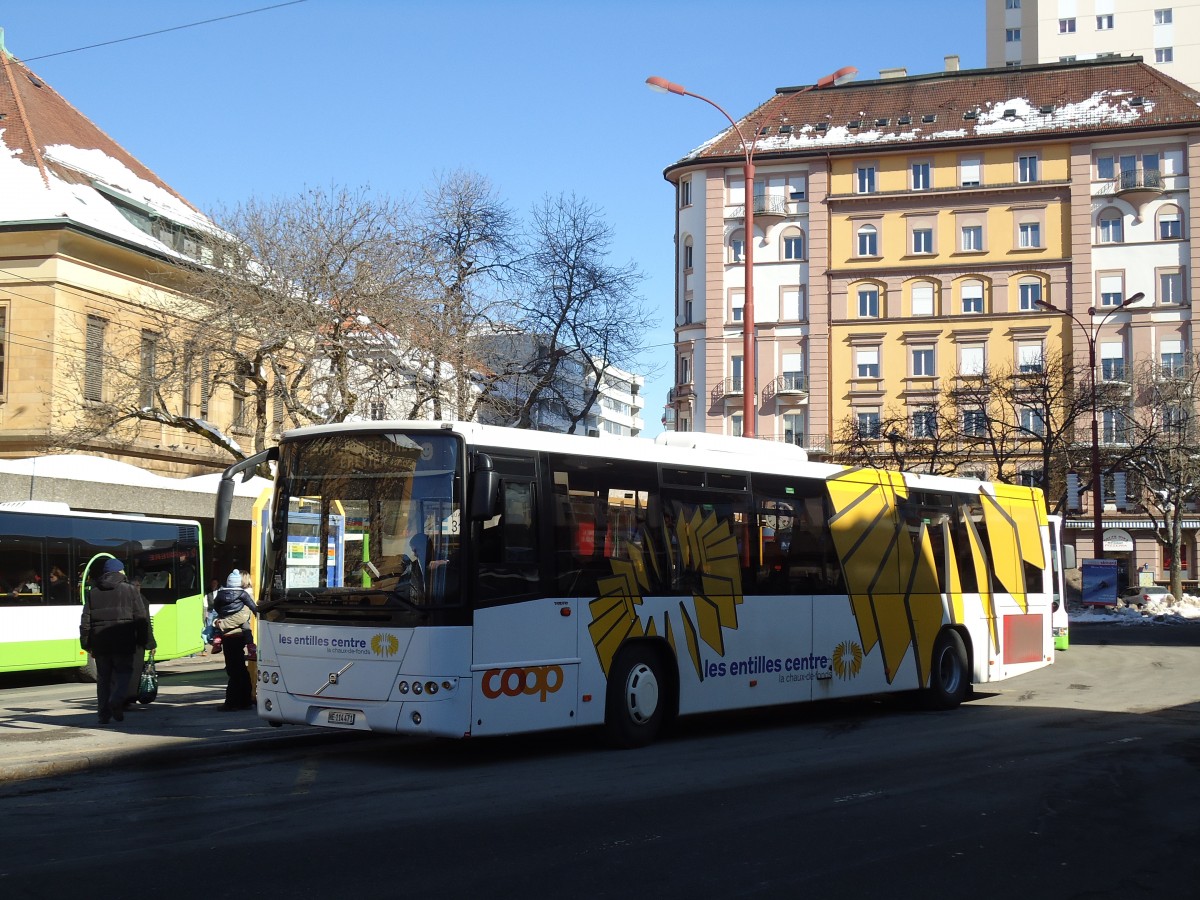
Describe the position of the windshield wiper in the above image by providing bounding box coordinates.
[347,588,429,615]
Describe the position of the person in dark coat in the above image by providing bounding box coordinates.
[121,568,157,708]
[79,558,150,724]
[212,569,260,710]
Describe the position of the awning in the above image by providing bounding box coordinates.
[1064,518,1200,529]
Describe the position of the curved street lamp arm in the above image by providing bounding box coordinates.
[644,77,754,162]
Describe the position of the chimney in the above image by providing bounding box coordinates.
[945,54,960,72]
[879,67,908,79]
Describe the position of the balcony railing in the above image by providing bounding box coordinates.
[668,383,696,402]
[710,376,744,403]
[1155,364,1193,382]
[1096,168,1163,192]
[760,432,830,454]
[1094,169,1164,205]
[761,373,809,402]
[725,194,791,220]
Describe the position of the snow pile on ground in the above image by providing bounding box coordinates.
[1070,593,1200,625]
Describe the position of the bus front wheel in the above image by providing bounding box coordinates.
[605,645,667,749]
[922,630,970,710]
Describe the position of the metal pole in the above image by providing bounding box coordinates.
[1088,328,1103,560]
[646,71,858,441]
[742,158,756,437]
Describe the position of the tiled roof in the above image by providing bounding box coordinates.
[0,41,213,252]
[678,57,1200,167]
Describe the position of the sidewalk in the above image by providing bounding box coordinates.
[0,653,349,785]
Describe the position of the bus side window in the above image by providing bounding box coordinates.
[661,492,752,598]
[0,536,45,604]
[477,479,540,605]
[751,474,844,595]
[549,454,664,599]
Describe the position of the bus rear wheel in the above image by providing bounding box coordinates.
[922,629,970,710]
[605,645,667,749]
[77,654,98,683]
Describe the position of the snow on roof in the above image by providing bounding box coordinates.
[971,92,1150,135]
[44,143,214,233]
[674,60,1200,169]
[1,132,173,252]
[696,90,1157,157]
[0,132,219,258]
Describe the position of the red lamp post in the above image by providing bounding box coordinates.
[647,68,856,439]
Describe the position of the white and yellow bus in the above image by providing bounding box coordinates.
[0,502,205,677]
[215,422,1057,747]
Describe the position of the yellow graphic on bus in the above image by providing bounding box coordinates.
[585,470,1046,690]
[587,509,741,680]
[825,470,1044,686]
[832,641,864,680]
[371,633,399,657]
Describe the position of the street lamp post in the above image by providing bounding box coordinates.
[647,68,856,439]
[1037,292,1144,560]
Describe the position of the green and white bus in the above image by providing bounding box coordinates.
[0,502,205,677]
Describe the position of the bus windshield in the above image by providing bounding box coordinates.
[265,432,463,619]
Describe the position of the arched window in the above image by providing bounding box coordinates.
[853,282,883,319]
[856,224,878,257]
[729,228,745,263]
[1097,208,1123,243]
[910,281,937,316]
[1017,275,1045,311]
[682,235,694,271]
[1157,204,1183,240]
[960,278,985,314]
[781,227,806,261]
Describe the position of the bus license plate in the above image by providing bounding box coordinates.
[328,710,356,726]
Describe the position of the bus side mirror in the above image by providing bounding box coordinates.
[214,447,278,543]
[215,479,236,543]
[469,453,500,521]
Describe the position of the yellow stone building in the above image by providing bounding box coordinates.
[1,40,266,479]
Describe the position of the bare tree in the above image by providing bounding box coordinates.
[506,193,652,432]
[1124,353,1200,599]
[410,170,519,421]
[831,401,960,474]
[942,351,1087,508]
[50,186,428,464]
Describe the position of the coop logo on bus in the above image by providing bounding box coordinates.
[482,665,564,702]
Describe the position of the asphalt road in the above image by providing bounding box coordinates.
[1,622,1197,899]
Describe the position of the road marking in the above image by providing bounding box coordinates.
[833,789,882,804]
[292,758,319,794]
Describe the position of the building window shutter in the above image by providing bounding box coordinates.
[85,316,105,402]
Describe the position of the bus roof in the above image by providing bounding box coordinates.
[273,420,1036,503]
[278,420,845,478]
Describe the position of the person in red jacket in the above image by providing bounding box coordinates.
[80,558,150,725]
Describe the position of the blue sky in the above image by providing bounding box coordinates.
[1,0,985,436]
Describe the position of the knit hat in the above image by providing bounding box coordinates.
[103,558,124,574]
[226,569,242,588]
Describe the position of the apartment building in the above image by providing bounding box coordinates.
[658,56,1200,578]
[986,0,1200,91]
